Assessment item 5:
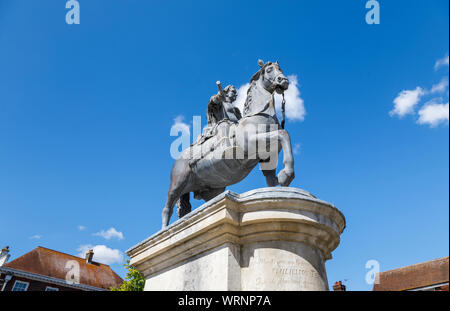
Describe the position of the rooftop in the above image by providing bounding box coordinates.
[373,256,449,291]
[2,246,123,290]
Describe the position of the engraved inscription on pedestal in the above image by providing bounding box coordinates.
[241,241,329,291]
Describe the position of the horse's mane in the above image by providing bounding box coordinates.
[243,62,272,115]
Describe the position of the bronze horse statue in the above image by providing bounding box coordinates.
[162,60,295,228]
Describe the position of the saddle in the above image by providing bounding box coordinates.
[188,119,240,168]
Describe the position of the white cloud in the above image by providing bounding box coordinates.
[78,225,86,231]
[275,75,306,122]
[234,83,250,115]
[234,74,306,122]
[77,244,124,265]
[434,54,449,70]
[172,115,190,135]
[390,87,425,117]
[430,77,449,94]
[417,100,449,127]
[29,235,42,240]
[392,54,449,127]
[93,227,124,240]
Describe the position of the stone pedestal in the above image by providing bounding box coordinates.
[126,187,345,291]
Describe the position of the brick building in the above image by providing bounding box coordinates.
[373,256,449,291]
[0,246,123,291]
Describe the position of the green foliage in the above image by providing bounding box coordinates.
[110,259,145,291]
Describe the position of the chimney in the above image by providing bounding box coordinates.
[333,281,346,291]
[85,249,94,264]
[0,246,10,267]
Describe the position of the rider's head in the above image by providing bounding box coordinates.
[223,85,237,103]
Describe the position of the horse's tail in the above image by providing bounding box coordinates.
[176,192,191,219]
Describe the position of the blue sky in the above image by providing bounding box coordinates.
[0,0,448,291]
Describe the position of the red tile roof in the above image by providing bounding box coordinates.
[4,246,123,290]
[373,257,449,291]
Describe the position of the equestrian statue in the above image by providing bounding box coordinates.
[162,59,295,229]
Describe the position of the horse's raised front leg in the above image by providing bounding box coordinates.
[247,129,295,187]
[276,129,295,186]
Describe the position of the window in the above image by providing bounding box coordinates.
[45,286,59,291]
[11,280,29,291]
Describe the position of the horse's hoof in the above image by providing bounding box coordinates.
[161,221,169,230]
[278,169,295,187]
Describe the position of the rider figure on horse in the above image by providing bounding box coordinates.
[207,82,241,127]
[196,82,241,156]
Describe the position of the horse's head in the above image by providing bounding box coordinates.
[253,59,289,94]
[243,59,290,117]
